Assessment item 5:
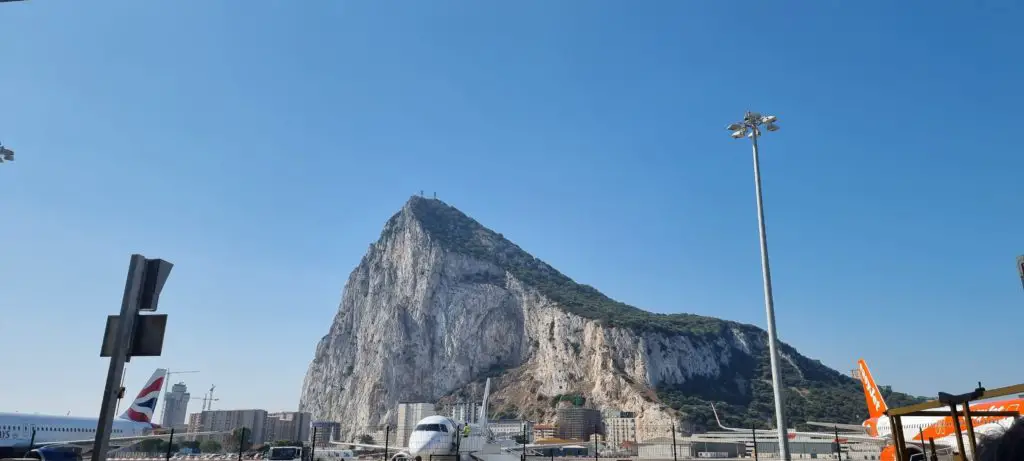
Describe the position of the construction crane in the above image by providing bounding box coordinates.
[157,370,200,424]
[200,384,219,411]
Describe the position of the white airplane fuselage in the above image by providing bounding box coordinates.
[406,416,488,460]
[0,413,152,448]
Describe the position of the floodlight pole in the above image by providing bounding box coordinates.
[730,111,791,461]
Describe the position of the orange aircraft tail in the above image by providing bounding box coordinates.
[857,358,889,420]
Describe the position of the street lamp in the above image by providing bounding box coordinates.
[726,111,790,461]
[0,143,13,163]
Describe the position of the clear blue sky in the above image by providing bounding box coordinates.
[2,1,1022,420]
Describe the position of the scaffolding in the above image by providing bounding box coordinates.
[884,382,1024,461]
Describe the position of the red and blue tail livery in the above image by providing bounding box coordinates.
[118,368,167,425]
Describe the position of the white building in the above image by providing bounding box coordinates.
[605,415,637,449]
[161,382,190,429]
[396,403,435,447]
[449,402,479,423]
[488,420,532,442]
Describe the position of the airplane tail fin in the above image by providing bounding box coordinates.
[119,368,167,424]
[477,378,490,426]
[856,359,888,420]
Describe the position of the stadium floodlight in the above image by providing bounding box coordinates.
[725,110,790,461]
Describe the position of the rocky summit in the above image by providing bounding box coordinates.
[298,196,922,441]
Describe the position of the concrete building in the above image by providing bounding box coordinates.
[161,382,190,430]
[555,407,601,441]
[604,412,637,449]
[311,421,342,447]
[448,402,479,423]
[190,409,268,446]
[488,420,532,442]
[265,412,311,444]
[532,424,557,441]
[186,413,203,434]
[396,403,435,448]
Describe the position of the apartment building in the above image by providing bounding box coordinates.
[265,412,311,444]
[488,420,532,442]
[532,424,557,441]
[188,409,268,446]
[604,411,637,449]
[555,407,601,441]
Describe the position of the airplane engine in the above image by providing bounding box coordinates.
[29,445,83,461]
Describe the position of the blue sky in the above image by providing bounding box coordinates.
[2,1,1023,420]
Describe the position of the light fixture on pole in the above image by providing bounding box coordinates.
[726,111,790,461]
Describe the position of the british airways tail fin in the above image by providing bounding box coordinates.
[119,368,167,424]
[856,359,888,420]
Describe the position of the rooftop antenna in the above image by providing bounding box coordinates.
[433,192,437,199]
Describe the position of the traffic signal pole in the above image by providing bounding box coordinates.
[91,255,173,461]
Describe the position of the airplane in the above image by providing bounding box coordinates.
[710,358,1024,461]
[332,378,583,461]
[0,142,13,162]
[0,369,219,461]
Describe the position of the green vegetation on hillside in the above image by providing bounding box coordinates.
[405,197,732,337]
[656,349,927,431]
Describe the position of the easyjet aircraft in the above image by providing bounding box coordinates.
[712,359,1023,461]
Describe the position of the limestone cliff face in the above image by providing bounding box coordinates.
[298,197,856,442]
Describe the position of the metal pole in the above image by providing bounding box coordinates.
[752,425,758,461]
[948,404,967,459]
[383,425,390,461]
[166,428,176,461]
[92,255,147,461]
[749,125,791,461]
[455,424,462,458]
[918,430,927,461]
[238,427,246,461]
[671,424,677,461]
[310,427,317,461]
[593,424,598,461]
[833,426,841,461]
[963,404,979,457]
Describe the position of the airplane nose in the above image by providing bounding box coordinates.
[409,434,440,455]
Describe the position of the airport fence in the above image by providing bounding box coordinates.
[336,424,865,461]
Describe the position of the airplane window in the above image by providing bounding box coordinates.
[414,424,444,432]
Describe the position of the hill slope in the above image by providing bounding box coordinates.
[299,196,923,440]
